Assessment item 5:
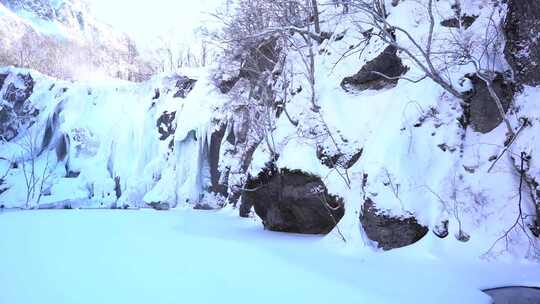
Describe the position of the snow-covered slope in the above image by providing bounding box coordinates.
[0,0,142,80]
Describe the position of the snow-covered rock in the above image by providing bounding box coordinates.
[241,165,345,234]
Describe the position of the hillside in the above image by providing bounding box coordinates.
[0,0,146,80]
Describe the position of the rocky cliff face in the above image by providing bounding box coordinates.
[504,0,540,86]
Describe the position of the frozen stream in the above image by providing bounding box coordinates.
[0,209,538,304]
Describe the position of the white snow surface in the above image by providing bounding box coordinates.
[0,0,539,266]
[0,208,538,304]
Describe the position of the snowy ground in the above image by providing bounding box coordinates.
[0,209,538,304]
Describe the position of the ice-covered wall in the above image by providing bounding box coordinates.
[0,67,225,209]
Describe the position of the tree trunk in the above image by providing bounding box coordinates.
[311,0,321,33]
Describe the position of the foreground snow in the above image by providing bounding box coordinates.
[0,209,538,304]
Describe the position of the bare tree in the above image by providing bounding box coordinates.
[16,128,52,209]
[347,0,515,136]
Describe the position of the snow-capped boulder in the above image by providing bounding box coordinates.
[483,286,540,304]
[504,0,540,86]
[360,198,428,250]
[316,145,363,170]
[465,73,513,134]
[433,220,449,239]
[173,76,197,98]
[341,46,408,92]
[241,165,345,234]
[440,15,477,30]
[3,72,34,103]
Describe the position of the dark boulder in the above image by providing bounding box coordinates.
[208,123,228,196]
[156,111,176,141]
[0,73,7,89]
[316,146,363,169]
[483,287,540,304]
[504,0,540,86]
[149,202,170,211]
[433,220,449,238]
[440,15,477,29]
[465,73,514,133]
[341,46,408,92]
[241,165,345,234]
[2,73,34,103]
[0,73,37,142]
[217,75,240,94]
[360,198,428,250]
[173,77,197,98]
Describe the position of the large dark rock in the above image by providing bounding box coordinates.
[341,46,408,92]
[504,0,540,86]
[156,111,176,141]
[0,73,7,89]
[465,74,513,133]
[360,198,428,250]
[483,287,540,304]
[0,73,37,142]
[3,73,34,103]
[440,15,477,29]
[208,123,228,196]
[316,145,363,170]
[217,75,240,94]
[149,202,170,211]
[241,165,345,234]
[173,76,197,98]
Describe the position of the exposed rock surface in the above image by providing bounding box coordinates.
[241,165,345,234]
[0,73,38,141]
[149,202,170,211]
[483,287,540,304]
[440,15,477,29]
[433,220,449,238]
[465,73,513,133]
[341,46,408,92]
[316,145,363,169]
[173,77,197,98]
[156,111,176,141]
[208,123,228,196]
[360,198,428,250]
[0,73,7,89]
[504,0,540,86]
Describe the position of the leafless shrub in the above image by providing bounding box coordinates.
[346,0,514,136]
[16,128,53,209]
